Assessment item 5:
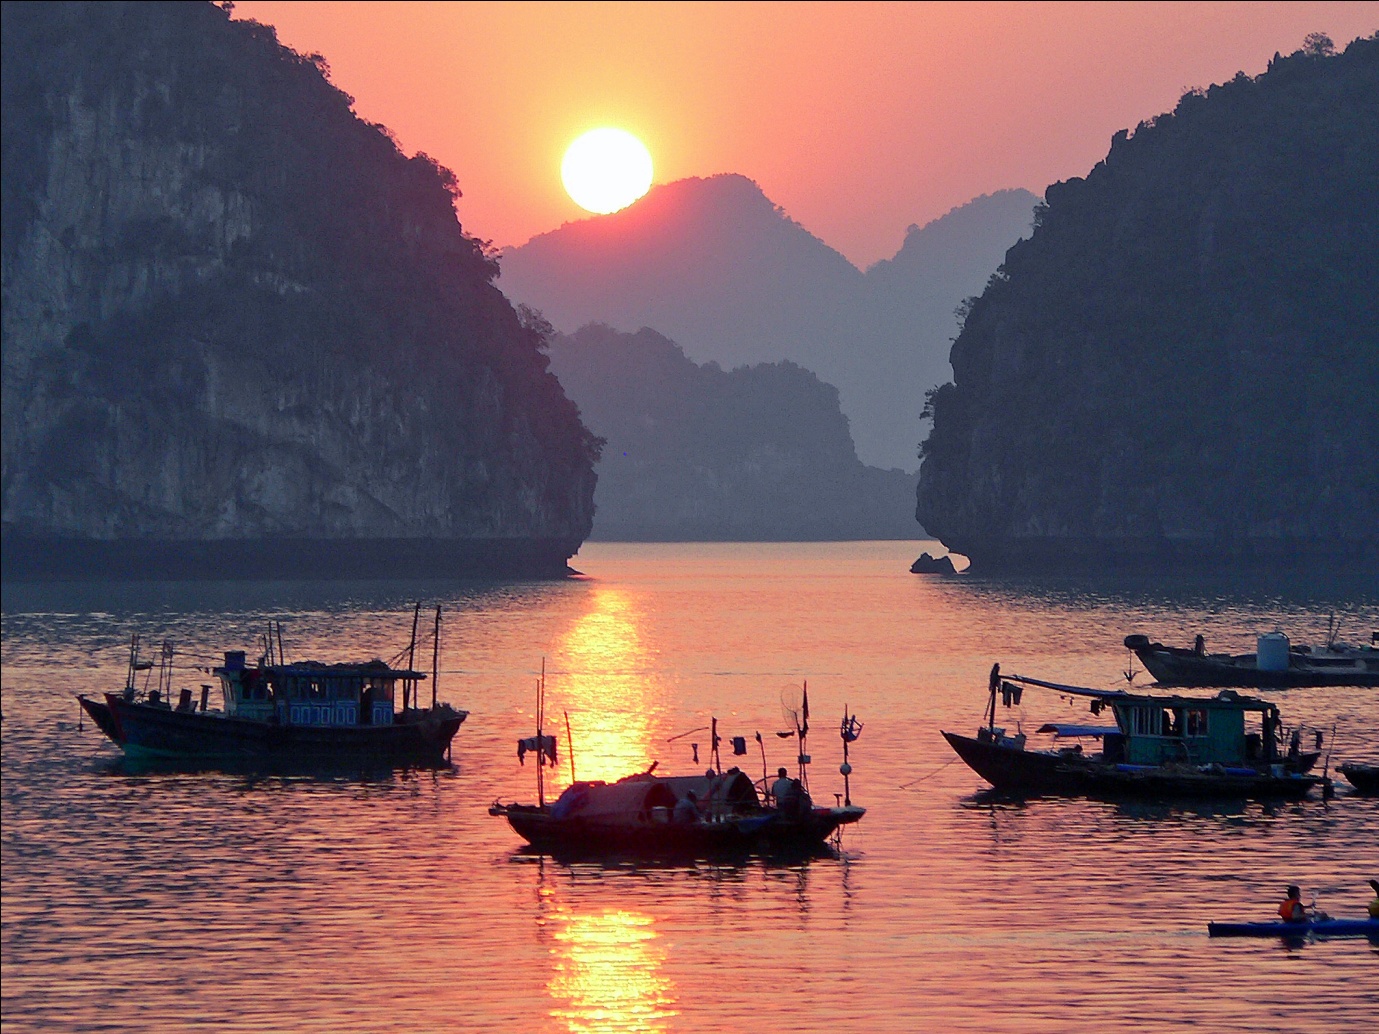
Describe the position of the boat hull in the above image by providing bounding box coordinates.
[1339,763,1379,794]
[80,693,465,765]
[1128,642,1379,688]
[492,803,864,857]
[1208,918,1379,938]
[941,731,1320,800]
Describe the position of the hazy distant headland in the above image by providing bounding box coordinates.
[500,177,1040,472]
[918,34,1379,573]
[1,2,599,579]
[548,324,919,541]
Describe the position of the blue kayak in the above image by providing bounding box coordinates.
[1208,918,1379,938]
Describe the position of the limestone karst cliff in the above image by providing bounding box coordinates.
[547,324,918,540]
[916,34,1379,571]
[1,1,599,577]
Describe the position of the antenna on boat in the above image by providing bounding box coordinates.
[276,621,286,667]
[840,703,862,807]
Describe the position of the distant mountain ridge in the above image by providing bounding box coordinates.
[547,324,919,540]
[500,177,1039,471]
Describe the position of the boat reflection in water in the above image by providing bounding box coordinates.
[546,907,678,1034]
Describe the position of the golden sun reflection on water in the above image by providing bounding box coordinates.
[547,908,677,1034]
[549,588,659,786]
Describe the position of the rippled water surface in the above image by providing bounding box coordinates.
[3,542,1377,1033]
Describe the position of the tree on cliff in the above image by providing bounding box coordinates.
[916,33,1379,570]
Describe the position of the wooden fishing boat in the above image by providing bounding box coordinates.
[1208,917,1379,938]
[941,666,1325,800]
[491,674,864,857]
[1339,762,1379,794]
[1123,631,1379,688]
[491,769,864,856]
[78,617,467,766]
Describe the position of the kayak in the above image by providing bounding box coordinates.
[1208,918,1379,938]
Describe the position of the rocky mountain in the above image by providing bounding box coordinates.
[917,34,1379,571]
[1,1,599,578]
[499,177,1039,471]
[547,324,918,540]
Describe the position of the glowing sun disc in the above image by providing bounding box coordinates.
[562,128,653,214]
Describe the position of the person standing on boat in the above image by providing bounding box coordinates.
[674,790,700,824]
[1278,885,1309,923]
[771,767,796,811]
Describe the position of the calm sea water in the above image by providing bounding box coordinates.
[3,541,1376,1033]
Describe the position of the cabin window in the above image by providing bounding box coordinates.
[1185,709,1208,736]
[1127,708,1174,737]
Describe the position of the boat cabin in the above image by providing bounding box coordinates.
[1106,690,1281,766]
[213,651,426,727]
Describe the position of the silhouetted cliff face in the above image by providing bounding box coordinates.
[917,35,1379,572]
[548,325,918,540]
[1,2,598,576]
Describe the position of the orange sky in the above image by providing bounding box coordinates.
[233,2,1378,268]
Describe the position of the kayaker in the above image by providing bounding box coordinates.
[1278,885,1309,923]
[1368,879,1379,919]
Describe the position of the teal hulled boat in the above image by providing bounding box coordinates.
[942,666,1324,799]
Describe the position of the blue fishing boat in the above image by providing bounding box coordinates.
[942,665,1324,799]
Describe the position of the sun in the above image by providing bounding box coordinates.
[561,128,653,215]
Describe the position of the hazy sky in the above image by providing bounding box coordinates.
[233,2,1378,268]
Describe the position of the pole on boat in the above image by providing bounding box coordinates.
[564,710,576,783]
[841,704,851,807]
[406,602,420,712]
[797,680,811,792]
[756,731,767,788]
[276,621,286,667]
[431,605,441,710]
[711,716,721,774]
[987,663,1000,733]
[536,658,546,809]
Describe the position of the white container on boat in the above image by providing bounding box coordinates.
[1257,632,1290,671]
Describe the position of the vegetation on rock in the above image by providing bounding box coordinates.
[917,34,1379,570]
[1,2,598,574]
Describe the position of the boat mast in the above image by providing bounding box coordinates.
[431,605,441,709]
[406,601,420,712]
[987,663,1000,733]
[536,658,546,808]
[564,710,576,783]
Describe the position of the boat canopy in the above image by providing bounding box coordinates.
[551,779,678,820]
[1006,674,1279,712]
[1035,723,1120,738]
[656,770,759,808]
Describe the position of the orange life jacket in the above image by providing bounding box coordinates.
[1278,897,1306,922]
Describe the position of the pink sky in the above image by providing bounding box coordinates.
[233,2,1378,267]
